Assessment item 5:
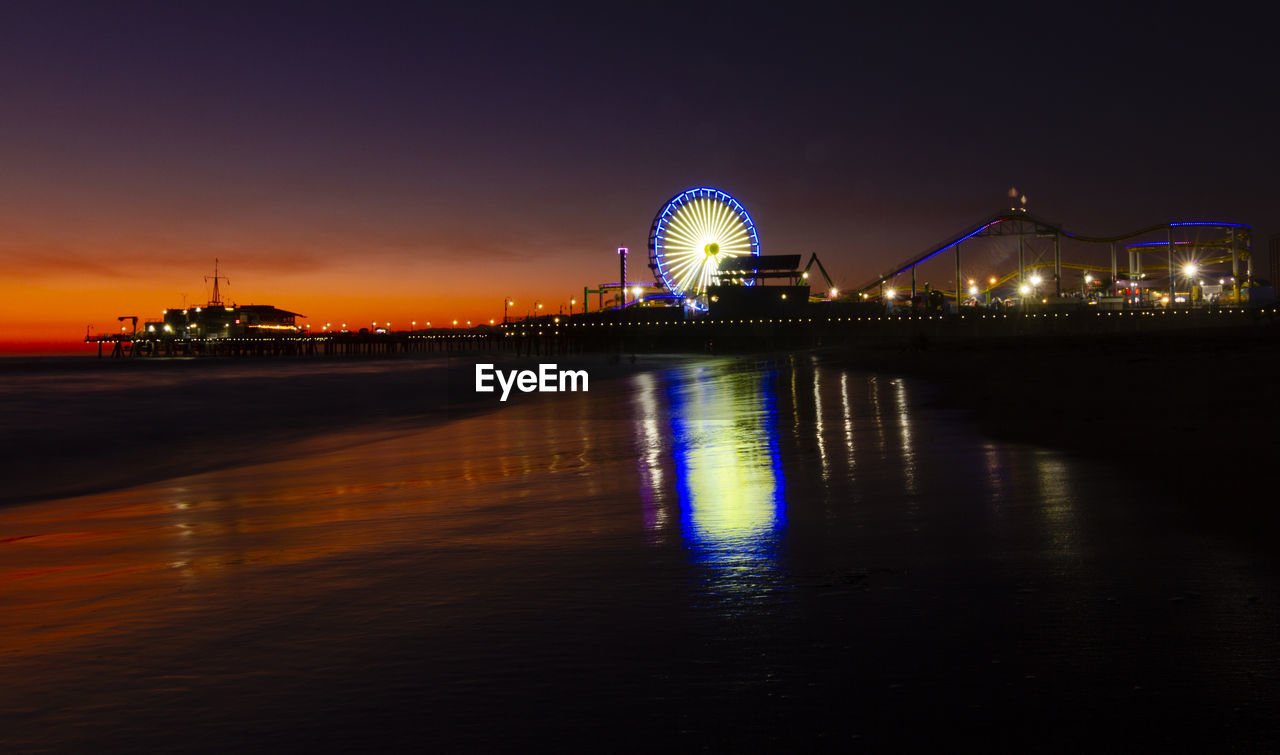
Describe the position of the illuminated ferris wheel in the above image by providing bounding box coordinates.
[648,187,760,300]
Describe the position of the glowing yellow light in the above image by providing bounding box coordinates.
[1182,262,1198,277]
[656,195,754,297]
[884,289,896,300]
[829,288,838,297]
[1030,274,1042,286]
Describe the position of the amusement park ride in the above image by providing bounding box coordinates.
[583,187,836,314]
[581,186,1256,314]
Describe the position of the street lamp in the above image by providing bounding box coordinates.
[1182,262,1199,305]
[504,297,514,323]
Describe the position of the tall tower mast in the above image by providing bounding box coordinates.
[205,258,230,306]
[618,246,628,306]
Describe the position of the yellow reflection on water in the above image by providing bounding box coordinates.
[666,366,783,562]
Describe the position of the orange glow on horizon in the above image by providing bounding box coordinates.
[0,255,606,351]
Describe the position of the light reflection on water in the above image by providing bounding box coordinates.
[633,363,785,608]
[1,356,1276,750]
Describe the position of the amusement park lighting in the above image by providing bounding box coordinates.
[968,285,979,295]
[1084,274,1093,284]
[1019,284,1032,296]
[968,279,975,286]
[631,286,642,299]
[650,188,759,298]
[829,288,839,297]
[1183,262,1199,278]
[1029,274,1042,286]
[802,272,809,279]
[884,289,896,300]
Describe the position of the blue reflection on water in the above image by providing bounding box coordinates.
[652,363,787,605]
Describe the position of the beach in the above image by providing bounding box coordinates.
[1,353,1278,750]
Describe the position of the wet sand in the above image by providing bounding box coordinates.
[2,356,1278,750]
[0,354,643,506]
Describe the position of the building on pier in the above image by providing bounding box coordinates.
[144,304,305,338]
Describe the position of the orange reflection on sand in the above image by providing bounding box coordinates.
[0,394,628,661]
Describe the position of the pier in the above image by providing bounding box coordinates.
[87,305,1280,358]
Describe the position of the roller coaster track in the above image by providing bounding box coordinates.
[855,210,1250,295]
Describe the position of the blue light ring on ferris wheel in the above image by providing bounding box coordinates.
[649,187,761,298]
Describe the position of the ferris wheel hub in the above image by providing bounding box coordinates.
[704,242,720,257]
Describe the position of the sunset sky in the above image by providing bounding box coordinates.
[2,2,1275,350]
